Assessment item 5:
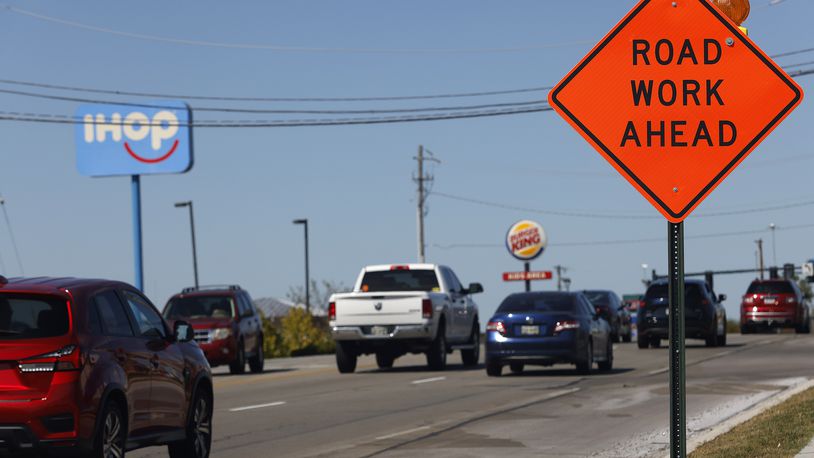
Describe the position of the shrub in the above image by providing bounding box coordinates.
[261,308,334,358]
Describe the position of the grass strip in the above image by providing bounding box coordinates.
[691,387,814,458]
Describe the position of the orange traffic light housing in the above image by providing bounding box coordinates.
[710,0,750,26]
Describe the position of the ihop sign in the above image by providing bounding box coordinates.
[75,101,193,177]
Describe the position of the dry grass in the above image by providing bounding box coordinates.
[690,387,814,458]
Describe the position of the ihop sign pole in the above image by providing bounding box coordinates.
[505,220,547,292]
[75,101,194,292]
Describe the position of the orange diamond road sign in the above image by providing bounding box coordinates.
[549,0,803,223]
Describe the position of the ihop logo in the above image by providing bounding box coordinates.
[75,101,193,177]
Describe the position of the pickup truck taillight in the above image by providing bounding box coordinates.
[422,299,432,319]
[329,302,336,321]
[486,321,507,336]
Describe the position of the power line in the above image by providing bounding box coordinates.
[432,191,814,220]
[433,223,814,250]
[0,78,555,103]
[2,5,595,54]
[0,87,550,115]
[0,104,554,128]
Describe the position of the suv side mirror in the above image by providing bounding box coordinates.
[466,283,484,295]
[174,320,194,343]
[718,294,727,302]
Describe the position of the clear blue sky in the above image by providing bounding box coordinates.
[0,0,812,322]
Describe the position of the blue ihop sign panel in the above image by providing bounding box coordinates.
[75,101,193,177]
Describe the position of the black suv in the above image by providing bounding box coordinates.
[164,285,264,374]
[638,279,727,348]
[582,290,631,342]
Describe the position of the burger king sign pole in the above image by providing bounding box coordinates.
[505,220,547,292]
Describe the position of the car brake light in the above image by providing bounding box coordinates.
[19,345,80,373]
[743,296,755,305]
[554,321,580,334]
[329,302,336,321]
[390,265,410,271]
[422,299,433,319]
[486,321,507,336]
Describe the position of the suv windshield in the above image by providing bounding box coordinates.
[360,270,440,292]
[645,283,705,305]
[0,294,69,339]
[164,296,234,320]
[747,281,794,294]
[497,294,575,313]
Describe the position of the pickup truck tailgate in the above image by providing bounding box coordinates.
[334,294,427,327]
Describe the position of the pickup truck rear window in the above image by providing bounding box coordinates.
[360,270,440,292]
[0,294,69,340]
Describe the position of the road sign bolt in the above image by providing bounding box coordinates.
[673,187,679,193]
[672,2,678,6]
[726,37,735,47]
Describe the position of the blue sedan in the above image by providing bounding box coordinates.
[485,291,613,376]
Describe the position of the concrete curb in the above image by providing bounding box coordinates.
[685,377,814,456]
[798,437,814,457]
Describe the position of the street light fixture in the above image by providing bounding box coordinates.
[769,223,777,267]
[293,219,310,314]
[174,201,199,289]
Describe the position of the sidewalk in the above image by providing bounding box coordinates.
[798,437,814,457]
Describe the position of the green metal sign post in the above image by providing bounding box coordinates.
[669,222,686,457]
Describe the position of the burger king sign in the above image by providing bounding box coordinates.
[506,220,547,261]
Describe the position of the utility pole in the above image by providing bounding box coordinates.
[413,146,439,263]
[555,265,567,291]
[756,239,765,280]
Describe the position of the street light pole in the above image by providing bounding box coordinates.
[174,201,199,289]
[769,223,777,267]
[293,219,310,314]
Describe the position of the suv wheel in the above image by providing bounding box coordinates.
[90,400,126,458]
[336,342,357,374]
[249,340,265,374]
[741,324,751,334]
[461,323,480,367]
[598,339,613,371]
[637,336,649,349]
[426,328,447,371]
[649,337,661,349]
[576,341,593,375]
[229,341,246,375]
[509,363,524,374]
[486,359,502,377]
[717,325,727,347]
[376,351,394,369]
[169,389,213,458]
[622,330,632,343]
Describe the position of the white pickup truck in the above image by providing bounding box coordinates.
[329,264,483,373]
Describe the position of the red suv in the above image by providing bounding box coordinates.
[741,279,812,334]
[0,276,213,457]
[164,285,264,374]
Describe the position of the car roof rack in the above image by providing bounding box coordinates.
[181,285,242,294]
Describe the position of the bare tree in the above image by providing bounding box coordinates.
[286,280,349,313]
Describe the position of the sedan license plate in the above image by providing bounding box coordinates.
[764,297,777,305]
[371,326,389,337]
[520,325,541,336]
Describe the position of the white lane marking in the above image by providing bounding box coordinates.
[375,426,431,440]
[411,376,446,385]
[228,401,286,412]
[649,367,669,375]
[714,351,733,357]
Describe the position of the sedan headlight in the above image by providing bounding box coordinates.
[212,328,232,341]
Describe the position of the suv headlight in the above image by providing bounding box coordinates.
[212,328,232,341]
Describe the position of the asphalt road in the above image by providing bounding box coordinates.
[131,332,814,458]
